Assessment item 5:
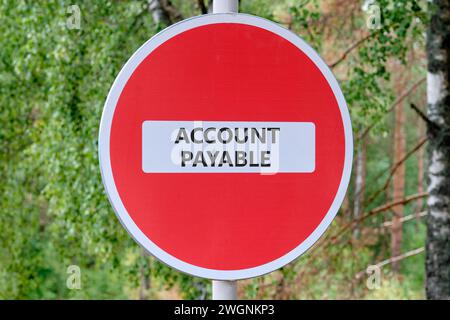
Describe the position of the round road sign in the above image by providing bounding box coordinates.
[99,13,353,280]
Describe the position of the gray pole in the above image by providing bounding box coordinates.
[211,0,239,301]
[213,0,238,14]
[212,280,237,300]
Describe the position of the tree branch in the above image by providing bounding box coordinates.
[357,77,426,142]
[382,211,427,228]
[329,33,374,69]
[330,192,429,244]
[152,0,183,24]
[410,103,441,136]
[296,193,428,282]
[197,0,208,14]
[363,136,428,206]
[355,247,425,279]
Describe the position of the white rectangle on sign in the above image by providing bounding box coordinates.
[142,121,315,174]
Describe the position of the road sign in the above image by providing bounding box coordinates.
[99,13,353,280]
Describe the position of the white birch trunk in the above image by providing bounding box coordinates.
[425,0,450,300]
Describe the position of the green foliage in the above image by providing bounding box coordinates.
[344,0,427,130]
[365,272,424,300]
[0,0,173,299]
[0,0,429,299]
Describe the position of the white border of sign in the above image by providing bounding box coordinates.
[99,13,353,280]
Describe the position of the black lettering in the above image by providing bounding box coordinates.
[181,151,193,167]
[235,151,247,167]
[204,128,216,144]
[175,128,189,144]
[261,151,271,167]
[268,128,280,144]
[218,128,233,144]
[250,128,266,144]
[235,128,249,144]
[191,127,203,144]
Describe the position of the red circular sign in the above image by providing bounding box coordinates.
[99,14,352,280]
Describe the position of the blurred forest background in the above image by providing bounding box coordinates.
[1,0,449,299]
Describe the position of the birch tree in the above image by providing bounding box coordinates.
[426,0,450,300]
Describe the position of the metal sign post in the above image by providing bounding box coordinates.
[213,0,239,14]
[211,0,239,301]
[212,279,237,300]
